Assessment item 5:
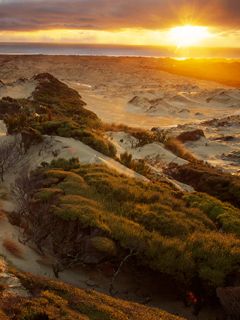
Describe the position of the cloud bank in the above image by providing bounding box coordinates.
[0,0,239,31]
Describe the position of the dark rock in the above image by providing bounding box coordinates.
[177,129,205,143]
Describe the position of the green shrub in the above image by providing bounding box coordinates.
[168,163,240,208]
[90,236,117,256]
[22,161,240,292]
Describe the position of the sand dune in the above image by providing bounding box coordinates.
[127,88,240,120]
[0,55,239,128]
[159,115,240,174]
[0,78,37,99]
[0,134,148,189]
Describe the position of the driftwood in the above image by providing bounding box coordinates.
[0,136,23,181]
[217,287,240,319]
[109,249,136,296]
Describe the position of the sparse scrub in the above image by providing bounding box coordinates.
[119,151,151,176]
[104,123,168,145]
[49,158,80,171]
[0,137,23,181]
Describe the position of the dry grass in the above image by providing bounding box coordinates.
[103,122,151,136]
[165,138,197,162]
[102,122,136,132]
[3,239,24,259]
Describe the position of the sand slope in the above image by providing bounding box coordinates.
[0,134,148,189]
[160,115,240,174]
[0,79,37,99]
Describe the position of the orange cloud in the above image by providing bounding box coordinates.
[0,0,239,31]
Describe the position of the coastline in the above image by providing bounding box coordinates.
[0,42,239,59]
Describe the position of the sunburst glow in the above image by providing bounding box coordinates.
[169,25,211,47]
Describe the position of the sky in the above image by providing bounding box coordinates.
[0,0,239,47]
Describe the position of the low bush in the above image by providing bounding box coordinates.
[15,159,240,293]
[167,163,240,208]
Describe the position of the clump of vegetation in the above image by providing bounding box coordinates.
[105,122,170,145]
[165,138,197,162]
[176,130,205,143]
[4,108,31,134]
[33,74,82,111]
[2,74,117,158]
[32,73,101,128]
[183,193,240,236]
[91,236,117,257]
[130,129,159,147]
[12,159,240,294]
[0,269,182,320]
[119,152,151,176]
[21,127,44,153]
[48,158,80,171]
[167,162,240,209]
[0,97,21,118]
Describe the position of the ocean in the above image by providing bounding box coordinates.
[0,43,239,58]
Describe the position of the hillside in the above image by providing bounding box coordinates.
[0,72,239,319]
[0,259,182,320]
[11,159,240,295]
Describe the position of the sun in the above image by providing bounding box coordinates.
[169,25,210,47]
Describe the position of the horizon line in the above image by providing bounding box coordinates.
[0,42,239,50]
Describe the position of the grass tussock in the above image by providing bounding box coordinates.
[165,138,197,162]
[3,239,24,259]
[119,151,151,176]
